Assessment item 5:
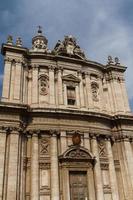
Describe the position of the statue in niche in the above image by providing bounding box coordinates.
[39,75,49,96]
[91,82,99,101]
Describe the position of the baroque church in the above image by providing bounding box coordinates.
[0,27,133,200]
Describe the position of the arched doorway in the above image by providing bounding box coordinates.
[59,145,96,200]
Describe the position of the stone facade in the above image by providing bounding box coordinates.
[0,28,133,200]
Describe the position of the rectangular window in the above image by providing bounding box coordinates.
[67,86,76,106]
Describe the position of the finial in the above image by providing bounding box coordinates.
[107,55,114,64]
[115,57,120,65]
[16,37,22,47]
[37,25,42,34]
[7,35,13,45]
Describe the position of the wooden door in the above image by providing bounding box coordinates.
[69,171,88,200]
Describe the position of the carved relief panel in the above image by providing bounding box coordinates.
[39,74,49,96]
[39,74,49,104]
[39,137,50,156]
[39,136,50,199]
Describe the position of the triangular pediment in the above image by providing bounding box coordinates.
[62,74,80,82]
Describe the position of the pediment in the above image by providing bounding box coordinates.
[62,74,80,83]
[59,145,96,164]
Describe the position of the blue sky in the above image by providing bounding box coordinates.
[0,0,133,110]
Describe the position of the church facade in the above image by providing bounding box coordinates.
[0,28,133,200]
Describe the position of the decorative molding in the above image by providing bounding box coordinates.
[39,162,50,169]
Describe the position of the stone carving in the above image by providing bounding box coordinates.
[114,57,120,65]
[91,82,99,101]
[103,185,111,194]
[32,26,48,52]
[52,35,86,59]
[39,75,49,95]
[72,132,81,145]
[98,140,107,157]
[7,35,13,45]
[59,146,95,165]
[68,148,89,158]
[107,55,114,64]
[16,37,22,47]
[40,138,49,155]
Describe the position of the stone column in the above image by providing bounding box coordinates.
[31,132,39,200]
[32,65,39,104]
[57,67,63,105]
[0,129,6,200]
[123,136,133,189]
[78,71,85,108]
[50,131,60,200]
[6,128,19,200]
[91,135,104,200]
[85,72,93,109]
[49,66,55,105]
[2,58,12,100]
[106,137,119,200]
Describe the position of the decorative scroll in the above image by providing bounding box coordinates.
[39,75,49,96]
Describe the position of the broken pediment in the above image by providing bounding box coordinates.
[62,74,80,83]
[52,35,86,60]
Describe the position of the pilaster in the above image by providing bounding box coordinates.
[120,79,130,112]
[32,64,39,104]
[60,131,67,154]
[30,131,39,200]
[0,129,7,200]
[49,66,55,105]
[2,58,12,100]
[57,67,63,105]
[78,71,85,108]
[106,137,119,200]
[6,128,20,200]
[13,60,23,101]
[50,130,60,200]
[91,135,104,200]
[85,72,93,109]
[123,136,133,189]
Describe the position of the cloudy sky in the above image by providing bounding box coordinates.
[0,0,133,110]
